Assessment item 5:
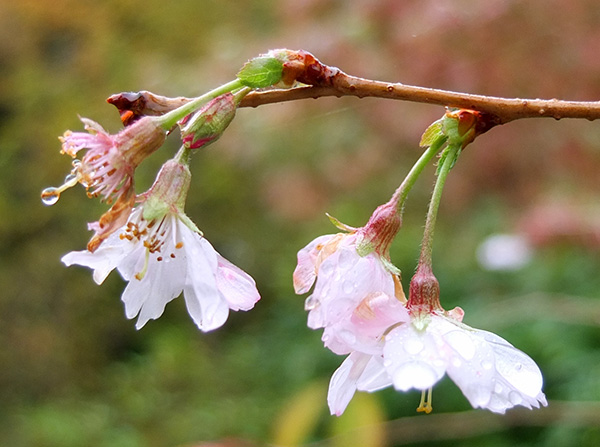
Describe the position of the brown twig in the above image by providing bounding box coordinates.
[239,81,600,124]
[107,50,600,125]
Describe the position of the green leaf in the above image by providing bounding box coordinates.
[237,56,284,88]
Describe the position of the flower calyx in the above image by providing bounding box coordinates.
[407,264,442,326]
[443,108,500,149]
[355,200,402,260]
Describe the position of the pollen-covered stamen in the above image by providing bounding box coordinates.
[120,212,186,280]
[416,387,433,414]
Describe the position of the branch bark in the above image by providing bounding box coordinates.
[239,75,600,124]
[107,50,600,125]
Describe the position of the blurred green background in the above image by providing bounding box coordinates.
[1,0,599,446]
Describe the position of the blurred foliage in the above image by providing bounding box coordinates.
[1,0,600,446]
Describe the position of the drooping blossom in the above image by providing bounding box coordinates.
[325,264,547,416]
[293,201,406,354]
[62,157,260,330]
[327,308,548,416]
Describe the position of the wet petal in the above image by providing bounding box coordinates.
[383,323,447,391]
[327,352,373,416]
[293,234,336,294]
[181,229,227,331]
[215,253,260,311]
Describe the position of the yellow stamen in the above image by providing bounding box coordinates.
[416,388,433,414]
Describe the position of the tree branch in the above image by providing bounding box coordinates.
[107,50,600,125]
[239,75,600,124]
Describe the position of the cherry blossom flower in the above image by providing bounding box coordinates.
[327,310,548,416]
[62,158,260,330]
[294,202,406,353]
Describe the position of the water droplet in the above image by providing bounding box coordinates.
[319,261,333,276]
[509,391,522,405]
[404,338,424,355]
[41,187,60,206]
[494,383,503,394]
[337,249,355,269]
[304,295,319,311]
[514,363,523,371]
[383,359,392,367]
[481,360,493,370]
[72,159,81,168]
[342,280,355,295]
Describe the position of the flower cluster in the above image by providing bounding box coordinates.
[294,205,547,416]
[43,74,273,330]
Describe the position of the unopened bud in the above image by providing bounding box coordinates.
[179,93,236,150]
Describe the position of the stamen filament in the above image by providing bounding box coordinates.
[417,388,433,414]
[134,248,151,281]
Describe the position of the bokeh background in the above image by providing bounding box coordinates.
[1,0,600,446]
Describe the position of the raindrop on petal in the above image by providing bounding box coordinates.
[404,338,424,355]
[304,295,319,311]
[342,280,355,294]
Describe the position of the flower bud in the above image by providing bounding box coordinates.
[178,93,236,150]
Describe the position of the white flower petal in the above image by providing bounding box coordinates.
[61,229,132,285]
[122,245,186,329]
[442,327,496,408]
[327,352,373,416]
[481,330,545,398]
[356,355,393,392]
[181,231,227,332]
[383,324,447,391]
[215,253,260,311]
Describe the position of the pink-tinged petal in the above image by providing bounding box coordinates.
[383,323,447,391]
[313,239,396,329]
[351,292,410,339]
[215,253,260,311]
[181,231,227,332]
[293,234,336,294]
[327,352,373,416]
[323,292,411,355]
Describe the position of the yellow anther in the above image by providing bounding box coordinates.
[416,388,433,414]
